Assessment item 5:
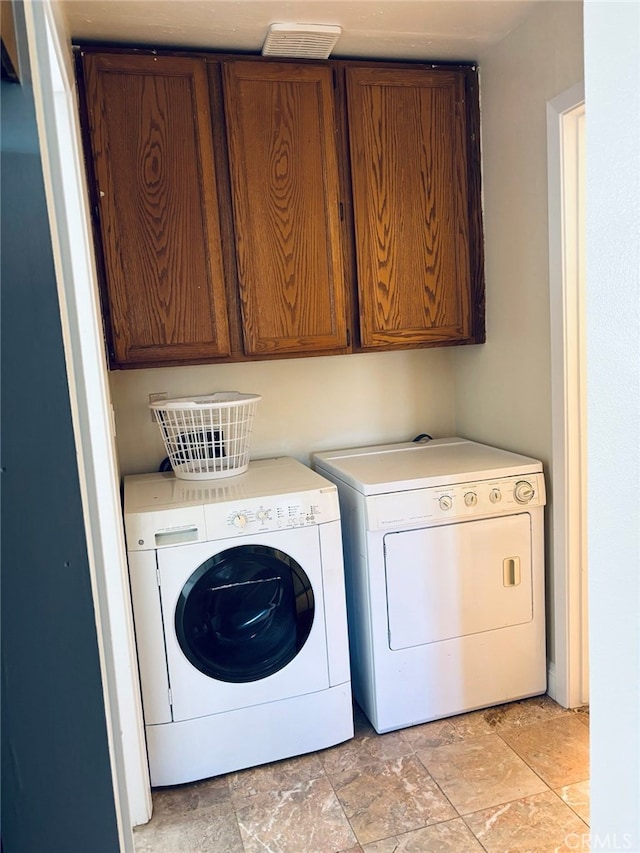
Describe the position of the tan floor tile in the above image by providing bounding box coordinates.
[399,708,495,750]
[573,705,590,728]
[449,708,498,740]
[482,693,571,731]
[133,802,243,853]
[362,818,485,852]
[234,775,356,853]
[331,754,456,845]
[151,774,231,817]
[227,751,325,800]
[464,789,590,852]
[399,717,461,750]
[320,726,413,775]
[132,697,590,852]
[416,733,548,814]
[500,714,590,788]
[557,779,590,824]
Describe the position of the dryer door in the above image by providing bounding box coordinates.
[157,526,330,721]
[175,544,314,683]
[384,513,533,650]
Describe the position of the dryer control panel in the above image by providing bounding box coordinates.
[366,473,546,531]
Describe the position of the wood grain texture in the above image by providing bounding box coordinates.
[346,67,472,348]
[223,60,348,355]
[82,52,230,366]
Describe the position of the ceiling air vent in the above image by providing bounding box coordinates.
[261,23,342,59]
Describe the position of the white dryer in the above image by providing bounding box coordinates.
[313,438,547,734]
[124,457,353,787]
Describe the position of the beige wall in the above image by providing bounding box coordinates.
[110,348,456,475]
[452,0,584,665]
[453,0,584,463]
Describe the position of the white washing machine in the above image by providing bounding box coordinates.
[124,457,353,787]
[313,437,547,734]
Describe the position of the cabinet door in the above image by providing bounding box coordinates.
[223,61,348,355]
[82,53,230,367]
[347,67,472,348]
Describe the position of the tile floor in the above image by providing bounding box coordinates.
[133,695,590,853]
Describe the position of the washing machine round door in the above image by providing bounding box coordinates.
[174,544,315,683]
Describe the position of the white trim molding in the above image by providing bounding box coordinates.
[547,81,588,709]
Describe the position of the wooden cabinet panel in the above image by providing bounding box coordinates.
[77,49,484,368]
[82,53,230,367]
[223,61,348,355]
[346,67,472,348]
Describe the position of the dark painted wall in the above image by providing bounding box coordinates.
[0,7,121,851]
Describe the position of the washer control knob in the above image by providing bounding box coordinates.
[514,480,535,504]
[232,513,247,529]
[257,509,269,521]
[489,488,502,504]
[464,491,478,507]
[439,495,453,511]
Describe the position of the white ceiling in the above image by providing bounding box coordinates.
[61,0,543,62]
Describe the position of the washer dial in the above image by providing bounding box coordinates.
[439,495,453,511]
[489,488,502,504]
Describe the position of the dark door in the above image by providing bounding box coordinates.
[1,10,120,851]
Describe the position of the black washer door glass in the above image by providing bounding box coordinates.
[175,544,315,683]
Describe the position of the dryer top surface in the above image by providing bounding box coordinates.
[313,437,543,495]
[124,456,334,516]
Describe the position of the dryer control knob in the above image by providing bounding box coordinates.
[489,488,502,504]
[464,492,478,507]
[514,480,535,504]
[439,495,453,511]
[232,513,248,529]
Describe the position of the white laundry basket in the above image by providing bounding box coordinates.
[150,392,261,480]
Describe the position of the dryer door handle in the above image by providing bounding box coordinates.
[503,556,521,587]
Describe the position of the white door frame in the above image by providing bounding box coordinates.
[547,82,588,709]
[23,0,152,837]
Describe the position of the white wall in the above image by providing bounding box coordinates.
[111,348,456,475]
[452,0,584,668]
[584,1,640,846]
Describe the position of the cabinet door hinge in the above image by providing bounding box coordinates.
[339,201,344,221]
[168,687,173,708]
[346,328,351,347]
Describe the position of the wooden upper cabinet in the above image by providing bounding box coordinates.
[81,52,231,367]
[223,60,348,355]
[346,67,473,349]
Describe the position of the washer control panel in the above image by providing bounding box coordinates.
[126,486,340,550]
[367,473,545,531]
[204,487,340,540]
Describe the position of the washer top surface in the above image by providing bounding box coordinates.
[313,437,543,495]
[125,456,333,516]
